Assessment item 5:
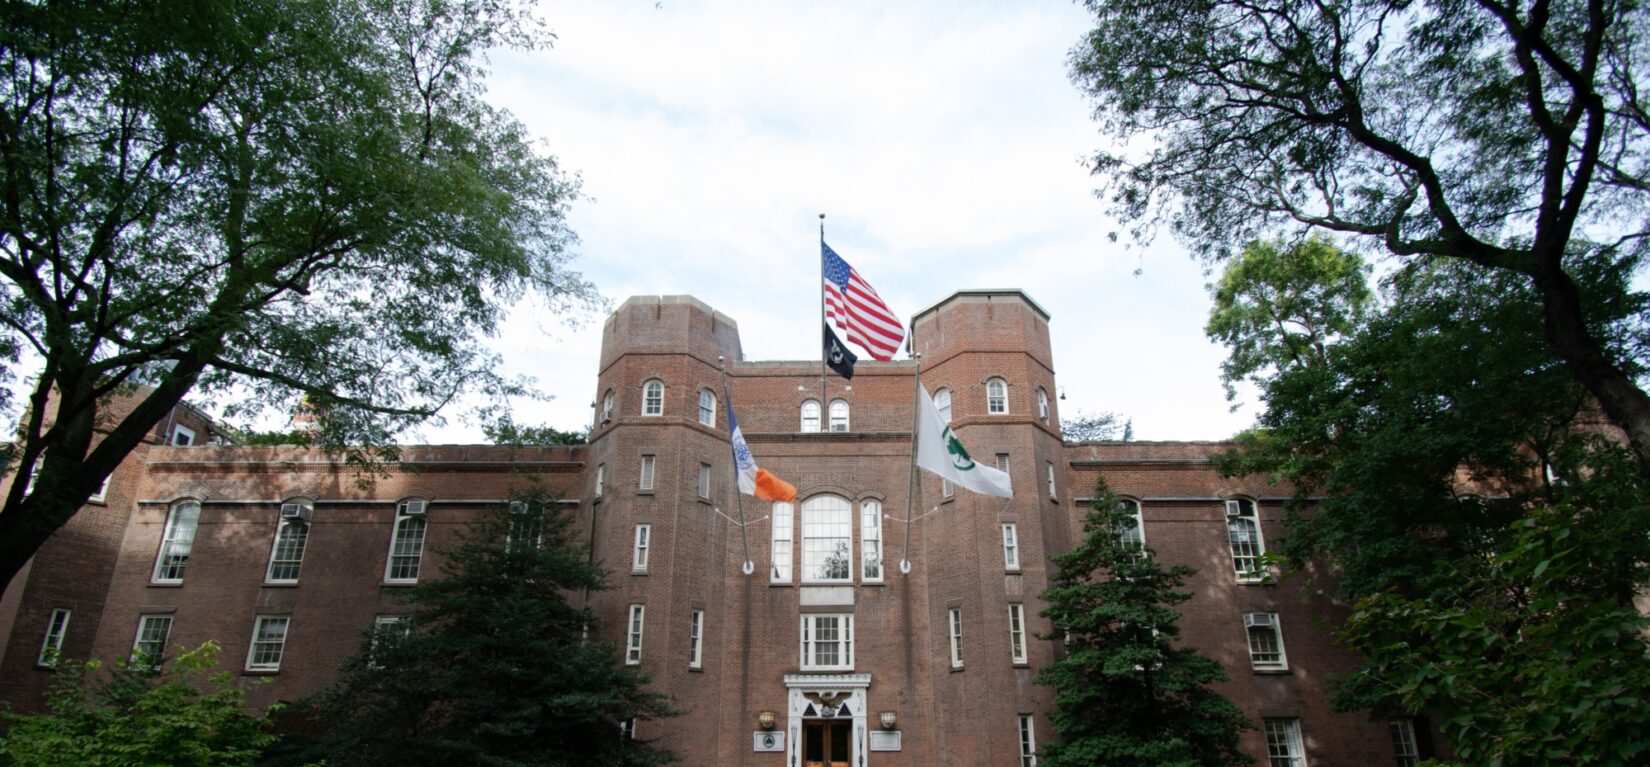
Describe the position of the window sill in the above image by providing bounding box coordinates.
[859,580,886,587]
[770,581,793,587]
[261,581,300,588]
[688,665,704,673]
[637,490,654,496]
[949,665,965,673]
[1252,667,1291,675]
[631,570,648,576]
[1011,662,1030,669]
[381,581,418,588]
[242,668,281,676]
[148,580,183,588]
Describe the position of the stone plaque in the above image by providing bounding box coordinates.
[752,731,784,752]
[869,730,902,751]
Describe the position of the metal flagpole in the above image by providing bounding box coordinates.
[900,351,922,574]
[719,357,754,575]
[818,213,828,419]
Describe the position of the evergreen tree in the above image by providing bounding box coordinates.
[298,492,675,767]
[1036,482,1252,767]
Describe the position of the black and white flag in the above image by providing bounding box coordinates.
[823,323,858,379]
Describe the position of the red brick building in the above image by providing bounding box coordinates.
[0,290,1428,766]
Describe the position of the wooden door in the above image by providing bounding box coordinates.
[803,719,851,767]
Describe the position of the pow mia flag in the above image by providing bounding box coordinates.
[823,323,858,379]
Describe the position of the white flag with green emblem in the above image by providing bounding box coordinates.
[915,385,1013,498]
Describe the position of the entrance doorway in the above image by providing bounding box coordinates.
[803,719,851,767]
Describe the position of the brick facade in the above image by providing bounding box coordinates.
[0,291,1422,766]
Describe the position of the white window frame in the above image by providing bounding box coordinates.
[860,499,883,582]
[688,609,704,669]
[996,453,1010,472]
[1265,718,1308,767]
[600,388,614,423]
[699,389,716,427]
[88,475,110,503]
[37,609,70,667]
[131,614,172,669]
[801,495,853,583]
[626,604,645,665]
[1008,604,1027,664]
[1245,612,1288,670]
[370,614,411,667]
[1390,719,1420,767]
[1046,461,1057,499]
[642,380,664,416]
[948,607,964,669]
[1018,714,1037,767]
[1115,498,1145,551]
[800,614,854,671]
[385,500,428,583]
[935,388,952,423]
[800,399,821,432]
[632,523,651,572]
[697,463,711,500]
[265,512,310,583]
[771,501,794,583]
[1226,498,1266,582]
[619,718,636,740]
[595,464,605,498]
[170,424,196,446]
[1002,523,1020,571]
[986,378,1008,414]
[828,398,849,431]
[942,478,954,498]
[245,615,289,672]
[1037,387,1050,423]
[152,500,201,583]
[639,455,655,491]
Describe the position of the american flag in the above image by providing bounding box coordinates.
[822,241,905,361]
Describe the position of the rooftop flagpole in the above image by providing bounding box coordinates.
[719,356,754,575]
[818,214,829,424]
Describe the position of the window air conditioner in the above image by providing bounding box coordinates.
[1224,499,1244,517]
[401,499,428,516]
[279,503,313,522]
[1244,613,1275,628]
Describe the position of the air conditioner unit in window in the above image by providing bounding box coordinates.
[1224,499,1244,517]
[1244,613,1275,628]
[400,499,428,516]
[279,503,313,522]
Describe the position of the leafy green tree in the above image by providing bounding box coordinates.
[1069,0,1650,476]
[1037,481,1251,767]
[1207,243,1650,761]
[1059,410,1131,441]
[482,413,589,445]
[298,492,676,767]
[0,0,599,602]
[0,642,275,767]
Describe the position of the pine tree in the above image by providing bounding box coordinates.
[1036,481,1252,767]
[297,491,676,767]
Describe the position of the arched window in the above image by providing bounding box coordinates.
[1037,387,1050,424]
[1225,498,1265,581]
[152,500,201,583]
[698,389,716,427]
[266,498,313,583]
[935,388,952,423]
[800,400,821,432]
[386,498,429,583]
[1113,498,1145,552]
[801,495,852,582]
[642,380,664,416]
[987,378,1008,414]
[600,389,615,424]
[829,399,850,432]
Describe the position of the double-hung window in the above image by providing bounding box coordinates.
[1008,604,1028,664]
[1001,524,1021,571]
[829,399,849,431]
[688,609,704,669]
[1046,462,1057,499]
[697,463,711,500]
[386,500,428,583]
[642,380,664,416]
[935,388,952,423]
[632,524,651,572]
[860,500,883,582]
[153,500,201,583]
[132,615,172,669]
[771,502,794,582]
[37,609,70,667]
[800,614,853,670]
[1264,718,1308,767]
[595,464,605,498]
[1037,387,1050,423]
[266,506,311,583]
[639,455,655,491]
[600,389,614,423]
[370,614,411,667]
[986,378,1008,414]
[1114,499,1145,553]
[626,604,645,665]
[948,607,964,668]
[800,400,821,432]
[1226,498,1265,581]
[1018,715,1037,767]
[1390,719,1425,766]
[1245,613,1288,670]
[246,616,289,672]
[699,389,716,426]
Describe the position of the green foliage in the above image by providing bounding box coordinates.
[296,492,676,767]
[0,0,600,602]
[1036,481,1251,767]
[1070,0,1650,477]
[0,642,275,767]
[482,413,589,445]
[1060,411,1132,442]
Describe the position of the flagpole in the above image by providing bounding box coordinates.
[818,213,829,422]
[900,351,921,574]
[720,356,754,576]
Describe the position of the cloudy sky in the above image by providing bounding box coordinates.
[423,0,1259,442]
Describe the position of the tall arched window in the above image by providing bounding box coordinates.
[1114,498,1145,552]
[829,399,850,432]
[935,388,952,423]
[801,495,852,582]
[800,400,821,432]
[1037,387,1050,424]
[860,500,883,581]
[386,499,429,583]
[987,378,1008,414]
[642,380,664,416]
[771,501,794,582]
[698,389,716,427]
[600,389,615,423]
[152,500,201,583]
[1225,498,1265,581]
